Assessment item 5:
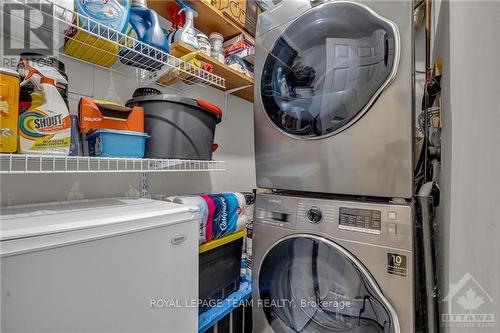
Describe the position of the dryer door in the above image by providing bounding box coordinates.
[258,235,399,332]
[260,1,399,138]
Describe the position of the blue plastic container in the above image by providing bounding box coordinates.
[120,0,169,69]
[198,276,252,333]
[76,0,130,34]
[87,130,149,158]
[129,4,169,53]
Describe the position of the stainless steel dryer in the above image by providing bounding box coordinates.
[254,0,414,198]
[252,193,414,332]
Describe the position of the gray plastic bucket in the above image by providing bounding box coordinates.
[127,93,222,160]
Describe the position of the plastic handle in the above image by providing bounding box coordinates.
[176,0,193,10]
[197,100,223,119]
[20,68,42,90]
[178,6,198,17]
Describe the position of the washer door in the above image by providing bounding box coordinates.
[260,1,399,138]
[258,235,398,332]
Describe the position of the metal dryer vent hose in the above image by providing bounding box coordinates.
[417,181,440,333]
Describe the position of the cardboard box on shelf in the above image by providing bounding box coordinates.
[211,0,261,36]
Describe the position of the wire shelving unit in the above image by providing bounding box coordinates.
[0,154,226,174]
[2,0,226,89]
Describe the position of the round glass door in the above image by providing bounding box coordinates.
[260,2,399,138]
[258,235,397,332]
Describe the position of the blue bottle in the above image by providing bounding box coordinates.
[76,0,130,33]
[120,0,169,68]
[128,0,169,53]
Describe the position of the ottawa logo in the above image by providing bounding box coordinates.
[442,272,495,329]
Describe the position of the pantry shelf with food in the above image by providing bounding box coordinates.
[162,42,254,102]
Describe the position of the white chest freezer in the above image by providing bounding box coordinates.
[0,198,199,333]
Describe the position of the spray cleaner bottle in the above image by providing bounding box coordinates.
[174,0,199,50]
[18,61,71,155]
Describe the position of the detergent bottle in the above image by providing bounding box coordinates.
[174,0,199,50]
[120,0,169,67]
[128,0,169,53]
[75,0,130,33]
[18,63,71,155]
[66,0,129,67]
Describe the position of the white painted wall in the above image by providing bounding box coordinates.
[0,55,256,206]
[434,1,500,331]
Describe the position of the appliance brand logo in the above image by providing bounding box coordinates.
[83,117,102,122]
[219,198,227,231]
[441,272,495,329]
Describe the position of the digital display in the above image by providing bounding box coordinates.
[338,207,381,235]
[257,210,290,223]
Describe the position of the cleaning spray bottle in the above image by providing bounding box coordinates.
[173,0,199,50]
[18,62,71,155]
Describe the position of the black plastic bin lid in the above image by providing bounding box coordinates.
[127,89,223,123]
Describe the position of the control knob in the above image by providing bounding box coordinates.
[306,206,322,223]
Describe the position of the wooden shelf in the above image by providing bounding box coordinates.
[148,0,251,41]
[167,42,254,102]
[147,0,255,101]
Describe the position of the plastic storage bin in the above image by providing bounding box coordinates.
[126,89,222,160]
[87,129,149,158]
[199,231,245,313]
[198,276,252,333]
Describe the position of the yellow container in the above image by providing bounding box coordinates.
[64,28,119,68]
[0,68,20,153]
[199,230,246,253]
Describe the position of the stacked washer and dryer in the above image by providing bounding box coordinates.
[252,1,415,332]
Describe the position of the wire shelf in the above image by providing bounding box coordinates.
[2,0,226,89]
[0,154,226,174]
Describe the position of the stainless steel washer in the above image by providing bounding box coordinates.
[254,0,414,198]
[252,193,414,332]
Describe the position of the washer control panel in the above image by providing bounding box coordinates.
[338,207,382,235]
[255,193,413,251]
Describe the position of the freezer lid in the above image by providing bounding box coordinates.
[0,198,199,242]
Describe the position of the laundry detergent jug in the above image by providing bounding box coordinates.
[75,0,129,33]
[18,63,71,155]
[65,0,130,67]
[120,0,169,68]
